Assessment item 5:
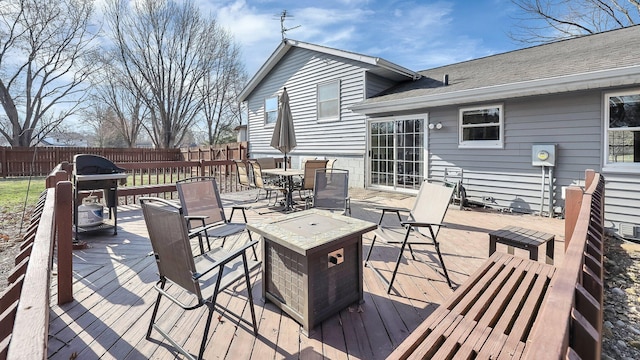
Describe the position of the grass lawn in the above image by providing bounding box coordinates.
[0,177,47,210]
[0,177,46,241]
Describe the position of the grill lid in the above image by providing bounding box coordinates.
[73,154,126,175]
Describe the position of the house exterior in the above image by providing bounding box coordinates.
[238,39,420,188]
[239,26,640,235]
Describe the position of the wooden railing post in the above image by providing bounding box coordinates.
[564,186,583,250]
[56,181,73,305]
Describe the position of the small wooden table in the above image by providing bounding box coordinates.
[247,209,377,335]
[489,226,555,265]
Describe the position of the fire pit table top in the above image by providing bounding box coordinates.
[247,209,377,256]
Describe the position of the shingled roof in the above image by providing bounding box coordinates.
[352,25,640,114]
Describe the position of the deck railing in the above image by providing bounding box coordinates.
[1,165,73,360]
[525,169,605,359]
[0,167,605,360]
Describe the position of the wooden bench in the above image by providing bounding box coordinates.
[388,169,604,360]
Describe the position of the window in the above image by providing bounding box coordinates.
[317,80,340,121]
[605,90,640,170]
[458,104,503,148]
[265,96,278,125]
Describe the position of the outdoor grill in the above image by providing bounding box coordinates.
[72,154,127,240]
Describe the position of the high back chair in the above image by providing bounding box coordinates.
[176,177,254,257]
[309,168,351,216]
[365,180,455,293]
[297,159,328,200]
[140,197,259,360]
[234,160,254,191]
[249,160,286,206]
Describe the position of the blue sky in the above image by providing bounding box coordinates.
[198,0,524,76]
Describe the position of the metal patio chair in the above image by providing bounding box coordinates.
[234,160,254,191]
[365,179,455,293]
[307,168,351,216]
[296,159,328,200]
[249,160,286,206]
[140,197,259,360]
[176,176,255,257]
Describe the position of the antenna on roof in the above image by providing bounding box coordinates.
[275,10,301,40]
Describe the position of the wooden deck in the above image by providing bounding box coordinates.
[47,189,565,360]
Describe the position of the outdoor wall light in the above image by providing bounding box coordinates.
[428,122,443,130]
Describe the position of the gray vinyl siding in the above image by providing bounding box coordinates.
[426,91,603,215]
[245,47,380,160]
[366,73,398,98]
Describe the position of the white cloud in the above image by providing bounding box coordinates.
[191,0,518,75]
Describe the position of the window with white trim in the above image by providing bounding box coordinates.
[265,96,278,125]
[458,104,503,148]
[605,89,640,168]
[317,80,340,121]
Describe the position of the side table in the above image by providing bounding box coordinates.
[488,226,555,265]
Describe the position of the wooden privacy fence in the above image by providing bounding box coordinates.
[0,142,248,177]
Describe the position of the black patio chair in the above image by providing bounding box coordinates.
[176,176,255,258]
[140,197,259,360]
[307,168,351,216]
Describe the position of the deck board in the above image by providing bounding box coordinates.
[47,189,565,359]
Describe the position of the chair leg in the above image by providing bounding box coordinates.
[408,243,417,260]
[198,303,216,360]
[364,235,377,264]
[433,240,453,288]
[387,231,411,294]
[247,230,258,261]
[425,226,452,288]
[196,233,205,255]
[147,286,164,338]
[242,252,258,334]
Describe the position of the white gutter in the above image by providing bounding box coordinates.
[351,65,640,115]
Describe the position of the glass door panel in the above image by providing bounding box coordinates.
[369,117,425,190]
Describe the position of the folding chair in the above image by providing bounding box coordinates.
[140,197,259,360]
[307,168,351,216]
[176,177,255,257]
[297,159,328,200]
[364,180,454,293]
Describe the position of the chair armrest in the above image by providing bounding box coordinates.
[194,239,259,279]
[400,221,446,228]
[229,206,249,223]
[185,215,208,230]
[185,215,207,221]
[376,206,410,213]
[375,206,409,225]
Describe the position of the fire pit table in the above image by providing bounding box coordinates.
[247,209,376,335]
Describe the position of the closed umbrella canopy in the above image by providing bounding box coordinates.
[270,87,297,169]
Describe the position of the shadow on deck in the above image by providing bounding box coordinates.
[47,189,565,360]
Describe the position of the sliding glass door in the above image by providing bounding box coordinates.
[369,116,426,191]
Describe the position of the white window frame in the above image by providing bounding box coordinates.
[458,104,504,149]
[317,80,340,122]
[264,96,278,126]
[603,89,640,173]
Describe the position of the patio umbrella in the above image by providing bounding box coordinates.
[270,87,297,170]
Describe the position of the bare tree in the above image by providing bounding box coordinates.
[82,104,129,147]
[0,0,97,146]
[104,0,232,148]
[510,0,640,44]
[200,32,248,146]
[88,51,147,148]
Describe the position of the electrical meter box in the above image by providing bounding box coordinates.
[532,144,556,167]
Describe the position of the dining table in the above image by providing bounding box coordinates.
[261,168,305,211]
